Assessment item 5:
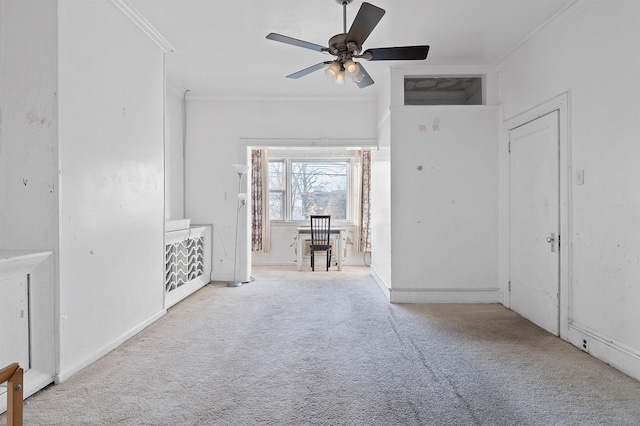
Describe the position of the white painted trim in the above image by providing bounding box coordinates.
[166,74,187,96]
[370,265,391,302]
[503,92,568,127]
[391,287,500,293]
[185,93,376,102]
[569,322,640,381]
[56,309,166,383]
[0,370,54,414]
[502,91,572,340]
[390,104,501,114]
[165,275,209,308]
[390,288,500,304]
[493,0,595,69]
[377,108,391,130]
[390,65,495,75]
[240,137,378,148]
[109,0,175,53]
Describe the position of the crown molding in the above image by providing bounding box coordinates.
[184,93,376,102]
[109,0,175,53]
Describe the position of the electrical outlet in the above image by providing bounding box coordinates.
[576,169,585,185]
[581,337,589,352]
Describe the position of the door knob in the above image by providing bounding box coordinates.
[546,233,556,252]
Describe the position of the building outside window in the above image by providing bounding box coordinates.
[269,156,351,222]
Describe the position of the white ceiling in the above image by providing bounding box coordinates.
[128,0,573,99]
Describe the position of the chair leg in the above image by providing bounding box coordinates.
[327,251,331,271]
[311,251,314,271]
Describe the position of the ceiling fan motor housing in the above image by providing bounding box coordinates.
[328,34,360,59]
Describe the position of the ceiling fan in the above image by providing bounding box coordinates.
[266,0,430,88]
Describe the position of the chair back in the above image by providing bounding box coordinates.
[310,215,331,248]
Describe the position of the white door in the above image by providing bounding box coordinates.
[509,111,560,335]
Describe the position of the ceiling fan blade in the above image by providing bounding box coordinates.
[355,64,374,89]
[266,33,327,52]
[346,2,385,47]
[363,45,430,61]
[286,62,332,79]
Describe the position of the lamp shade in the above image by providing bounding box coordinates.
[325,61,342,80]
[352,66,365,83]
[233,164,250,175]
[344,59,358,77]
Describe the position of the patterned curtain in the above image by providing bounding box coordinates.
[251,149,270,252]
[360,150,372,252]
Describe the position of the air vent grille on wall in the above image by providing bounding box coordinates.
[165,237,204,293]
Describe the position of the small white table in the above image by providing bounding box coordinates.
[296,227,343,271]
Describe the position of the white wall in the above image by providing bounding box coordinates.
[0,0,58,250]
[390,106,499,302]
[56,1,166,380]
[370,113,392,295]
[371,67,500,303]
[165,79,186,220]
[496,1,640,379]
[185,98,376,280]
[378,106,499,303]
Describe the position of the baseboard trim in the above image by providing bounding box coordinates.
[568,322,640,381]
[369,265,391,302]
[165,275,209,308]
[390,287,500,304]
[56,309,167,383]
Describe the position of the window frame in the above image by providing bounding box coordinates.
[268,156,355,225]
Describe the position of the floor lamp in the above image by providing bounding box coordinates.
[228,164,250,287]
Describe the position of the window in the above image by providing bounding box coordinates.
[404,76,483,105]
[269,158,351,222]
[268,161,285,220]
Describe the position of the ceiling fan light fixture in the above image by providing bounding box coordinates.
[325,61,342,80]
[266,1,430,89]
[351,63,365,83]
[344,59,358,76]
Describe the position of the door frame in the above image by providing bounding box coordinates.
[500,92,572,340]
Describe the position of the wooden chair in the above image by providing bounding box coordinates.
[310,215,331,271]
[0,363,23,426]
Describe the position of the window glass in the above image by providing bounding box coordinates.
[291,161,347,220]
[268,161,284,220]
[268,158,350,221]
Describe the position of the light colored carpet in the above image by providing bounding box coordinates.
[4,266,640,425]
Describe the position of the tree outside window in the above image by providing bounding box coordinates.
[291,161,347,220]
[268,161,284,220]
[268,159,349,221]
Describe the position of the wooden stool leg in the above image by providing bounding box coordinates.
[7,367,23,426]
